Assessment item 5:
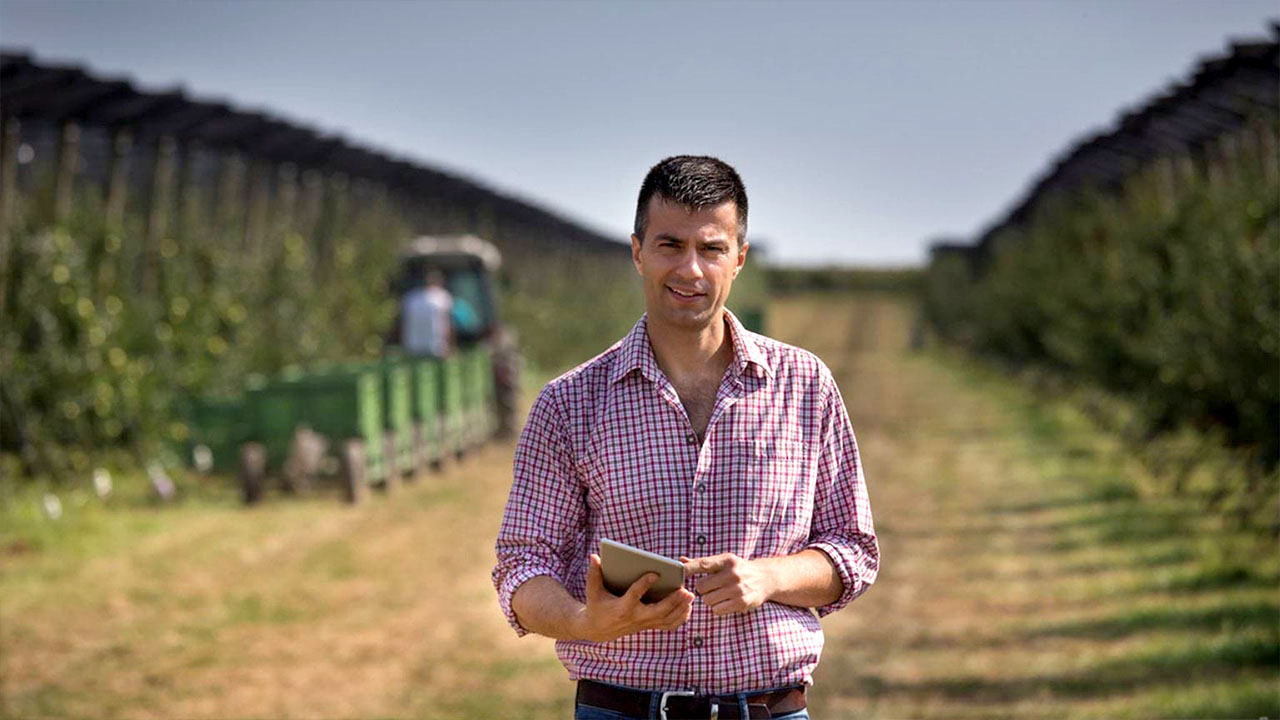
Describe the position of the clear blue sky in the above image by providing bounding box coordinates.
[1,1,1274,266]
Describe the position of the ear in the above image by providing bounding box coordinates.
[631,234,644,276]
[734,240,749,277]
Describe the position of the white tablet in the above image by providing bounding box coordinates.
[599,538,685,603]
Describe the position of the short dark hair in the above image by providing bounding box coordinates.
[633,155,748,245]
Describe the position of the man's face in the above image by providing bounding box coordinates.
[631,196,748,332]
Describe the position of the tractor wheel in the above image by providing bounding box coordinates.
[492,328,523,439]
[239,442,267,505]
[340,439,368,505]
[411,422,427,481]
[383,431,402,494]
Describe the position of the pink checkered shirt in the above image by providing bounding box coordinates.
[492,310,878,694]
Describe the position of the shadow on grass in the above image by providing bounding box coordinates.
[1153,681,1280,719]
[1119,563,1280,598]
[1046,524,1189,554]
[986,474,1138,517]
[1026,599,1277,640]
[828,633,1278,704]
[980,539,1198,586]
[1034,499,1186,532]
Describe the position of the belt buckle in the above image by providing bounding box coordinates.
[660,690,716,720]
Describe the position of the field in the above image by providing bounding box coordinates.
[2,293,1276,719]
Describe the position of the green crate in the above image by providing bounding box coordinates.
[245,371,307,469]
[295,364,386,483]
[458,349,477,444]
[440,354,465,454]
[185,396,247,472]
[481,349,496,432]
[462,348,495,442]
[411,358,443,462]
[379,358,415,476]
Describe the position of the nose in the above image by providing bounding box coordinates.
[674,245,704,280]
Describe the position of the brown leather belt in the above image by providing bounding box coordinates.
[576,679,807,719]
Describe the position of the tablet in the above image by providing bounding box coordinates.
[599,538,685,603]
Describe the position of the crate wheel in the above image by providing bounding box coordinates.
[239,442,267,505]
[340,438,368,505]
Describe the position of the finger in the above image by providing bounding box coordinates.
[708,597,746,616]
[622,572,660,604]
[648,590,693,627]
[657,598,694,629]
[701,582,745,607]
[654,587,695,613]
[694,569,735,596]
[638,587,692,624]
[690,553,740,576]
[585,554,605,601]
[682,554,726,575]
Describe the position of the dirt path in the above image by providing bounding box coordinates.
[3,294,1274,719]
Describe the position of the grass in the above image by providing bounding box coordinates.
[769,294,1279,719]
[1,292,1277,718]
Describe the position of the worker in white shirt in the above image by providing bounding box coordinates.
[401,270,454,357]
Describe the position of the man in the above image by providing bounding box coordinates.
[401,270,453,357]
[493,156,878,720]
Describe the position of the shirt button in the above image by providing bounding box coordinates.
[691,636,704,648]
[695,482,707,494]
[686,433,698,445]
[696,534,707,546]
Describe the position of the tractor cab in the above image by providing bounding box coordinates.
[393,234,504,347]
[392,234,521,439]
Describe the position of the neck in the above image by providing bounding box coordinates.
[646,310,734,381]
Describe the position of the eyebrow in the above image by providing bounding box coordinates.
[653,234,730,247]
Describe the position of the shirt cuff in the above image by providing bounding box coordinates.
[495,564,559,637]
[805,540,874,618]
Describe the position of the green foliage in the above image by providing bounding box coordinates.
[924,119,1280,488]
[2,154,771,481]
[500,252,644,374]
[728,249,768,307]
[498,244,773,376]
[768,266,922,295]
[920,253,977,342]
[1,176,408,479]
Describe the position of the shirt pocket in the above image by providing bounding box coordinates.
[732,438,811,530]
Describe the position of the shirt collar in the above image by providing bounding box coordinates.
[609,309,774,386]
[724,308,774,380]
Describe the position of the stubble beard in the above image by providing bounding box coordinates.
[651,292,724,335]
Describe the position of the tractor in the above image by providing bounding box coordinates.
[391,234,522,440]
[194,234,521,504]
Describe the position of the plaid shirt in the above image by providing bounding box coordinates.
[493,310,878,694]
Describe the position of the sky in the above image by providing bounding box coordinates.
[1,1,1275,267]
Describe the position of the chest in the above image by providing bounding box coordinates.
[576,379,818,559]
[670,376,722,439]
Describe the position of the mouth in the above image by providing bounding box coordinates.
[666,285,706,303]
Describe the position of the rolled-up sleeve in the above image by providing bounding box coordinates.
[806,370,879,617]
[492,383,585,636]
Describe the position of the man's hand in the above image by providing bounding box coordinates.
[571,553,695,643]
[682,553,777,616]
